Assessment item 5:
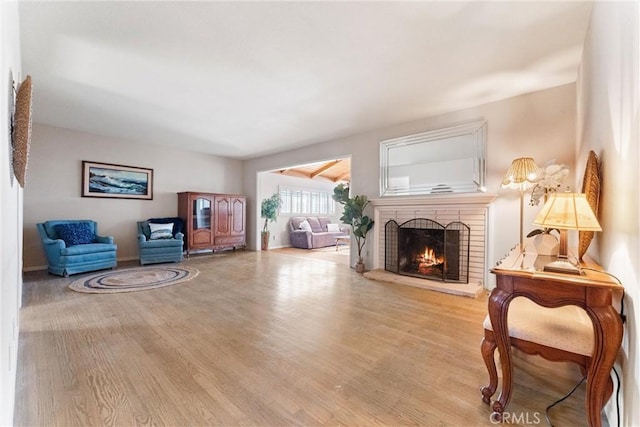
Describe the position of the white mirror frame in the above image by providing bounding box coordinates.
[380,120,487,197]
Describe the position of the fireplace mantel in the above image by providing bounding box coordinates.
[369,192,497,208]
[366,192,497,297]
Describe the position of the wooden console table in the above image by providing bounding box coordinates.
[483,249,623,427]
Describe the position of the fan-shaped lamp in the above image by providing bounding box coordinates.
[501,157,539,252]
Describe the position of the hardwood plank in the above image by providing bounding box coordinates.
[16,251,588,426]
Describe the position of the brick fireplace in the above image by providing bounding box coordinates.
[365,193,496,297]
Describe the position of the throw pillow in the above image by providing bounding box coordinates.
[299,220,312,232]
[55,222,95,246]
[149,222,174,240]
[326,223,340,233]
[147,217,183,235]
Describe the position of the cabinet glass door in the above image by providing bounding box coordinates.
[193,198,211,230]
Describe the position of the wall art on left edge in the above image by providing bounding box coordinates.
[82,161,153,200]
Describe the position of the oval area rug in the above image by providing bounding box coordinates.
[69,266,199,294]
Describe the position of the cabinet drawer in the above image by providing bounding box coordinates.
[215,236,245,246]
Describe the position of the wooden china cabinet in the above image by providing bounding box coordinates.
[177,192,246,256]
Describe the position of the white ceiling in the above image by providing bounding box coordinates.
[19,1,592,160]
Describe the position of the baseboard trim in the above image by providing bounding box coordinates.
[265,244,287,250]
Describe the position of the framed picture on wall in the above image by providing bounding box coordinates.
[82,161,153,200]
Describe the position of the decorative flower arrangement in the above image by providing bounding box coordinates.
[529,161,570,206]
[527,160,569,238]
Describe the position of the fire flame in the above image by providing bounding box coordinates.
[421,247,443,266]
[416,246,444,275]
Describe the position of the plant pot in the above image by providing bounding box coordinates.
[354,261,365,273]
[261,231,270,251]
[534,233,559,256]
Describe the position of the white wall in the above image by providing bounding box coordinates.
[23,124,243,269]
[258,171,342,248]
[244,84,578,278]
[1,1,22,424]
[576,2,640,425]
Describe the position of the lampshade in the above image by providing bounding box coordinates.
[533,193,602,231]
[501,157,539,190]
[502,157,539,253]
[532,193,601,273]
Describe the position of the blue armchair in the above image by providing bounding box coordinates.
[36,220,118,277]
[137,217,184,265]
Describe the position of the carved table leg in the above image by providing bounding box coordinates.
[488,287,514,417]
[585,304,623,427]
[480,335,498,404]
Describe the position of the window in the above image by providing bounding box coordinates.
[319,193,327,214]
[291,190,301,213]
[279,186,336,215]
[301,191,310,213]
[279,188,291,213]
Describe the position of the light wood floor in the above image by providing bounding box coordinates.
[271,246,350,266]
[16,250,588,426]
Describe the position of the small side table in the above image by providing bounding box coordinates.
[483,249,623,427]
[335,235,350,251]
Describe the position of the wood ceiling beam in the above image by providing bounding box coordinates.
[334,172,350,182]
[310,160,340,179]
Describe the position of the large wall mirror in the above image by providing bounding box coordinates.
[380,120,487,196]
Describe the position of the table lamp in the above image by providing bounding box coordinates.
[501,157,539,252]
[532,192,602,274]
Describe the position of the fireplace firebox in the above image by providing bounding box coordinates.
[385,218,470,283]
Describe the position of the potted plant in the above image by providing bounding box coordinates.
[332,183,375,273]
[261,193,281,250]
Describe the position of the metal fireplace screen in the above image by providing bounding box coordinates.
[385,218,470,284]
